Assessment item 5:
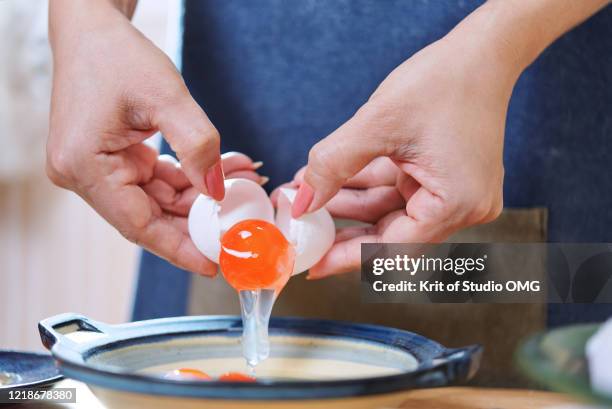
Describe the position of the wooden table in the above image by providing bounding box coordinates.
[397,387,594,408]
[6,380,599,409]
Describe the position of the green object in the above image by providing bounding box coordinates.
[517,323,612,407]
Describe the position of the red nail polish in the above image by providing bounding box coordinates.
[205,160,225,201]
[292,182,314,218]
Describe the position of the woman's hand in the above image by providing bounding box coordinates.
[292,0,610,278]
[290,5,521,278]
[46,0,247,275]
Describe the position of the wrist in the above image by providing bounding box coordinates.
[49,0,134,48]
[436,6,526,97]
[442,2,532,83]
[107,0,138,19]
[447,0,611,78]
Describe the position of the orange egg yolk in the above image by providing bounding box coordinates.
[220,219,295,291]
[170,368,211,381]
[218,372,256,382]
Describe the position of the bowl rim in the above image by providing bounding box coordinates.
[39,314,481,400]
[515,323,612,406]
[0,350,63,390]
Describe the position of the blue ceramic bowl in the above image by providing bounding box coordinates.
[39,313,481,408]
[0,350,62,389]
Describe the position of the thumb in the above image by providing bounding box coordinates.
[154,93,224,200]
[292,107,392,218]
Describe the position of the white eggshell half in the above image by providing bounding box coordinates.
[275,187,336,275]
[188,178,274,263]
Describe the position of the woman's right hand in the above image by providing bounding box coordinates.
[47,0,241,275]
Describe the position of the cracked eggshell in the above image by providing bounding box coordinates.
[188,178,274,263]
[275,187,335,275]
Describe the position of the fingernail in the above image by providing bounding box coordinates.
[202,269,217,278]
[306,272,320,280]
[252,161,264,170]
[292,182,314,218]
[259,176,269,186]
[205,160,225,201]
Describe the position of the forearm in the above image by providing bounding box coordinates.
[49,0,138,49]
[447,0,610,79]
[107,0,138,18]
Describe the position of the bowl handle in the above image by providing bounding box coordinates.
[433,344,483,383]
[38,313,111,350]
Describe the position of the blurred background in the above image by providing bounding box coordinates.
[0,0,180,351]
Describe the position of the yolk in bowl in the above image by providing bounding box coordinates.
[165,368,211,381]
[164,368,255,382]
[218,372,256,382]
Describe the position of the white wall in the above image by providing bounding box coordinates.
[0,0,179,351]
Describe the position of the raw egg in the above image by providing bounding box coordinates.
[188,179,335,275]
[187,178,335,369]
[220,219,295,291]
[219,219,295,367]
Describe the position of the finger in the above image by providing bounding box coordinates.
[154,152,263,191]
[294,107,393,217]
[308,205,434,280]
[147,166,266,217]
[122,189,216,276]
[382,213,450,244]
[335,225,375,242]
[90,174,216,275]
[308,234,379,279]
[153,92,224,200]
[142,179,176,207]
[121,143,158,184]
[172,187,199,215]
[154,154,191,190]
[396,171,420,201]
[325,186,405,223]
[382,187,453,243]
[84,148,215,274]
[292,166,306,183]
[142,180,198,217]
[139,214,217,276]
[340,157,399,188]
[294,158,397,189]
[226,170,268,185]
[308,209,407,278]
[221,151,261,174]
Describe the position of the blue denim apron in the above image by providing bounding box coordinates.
[134,1,612,325]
